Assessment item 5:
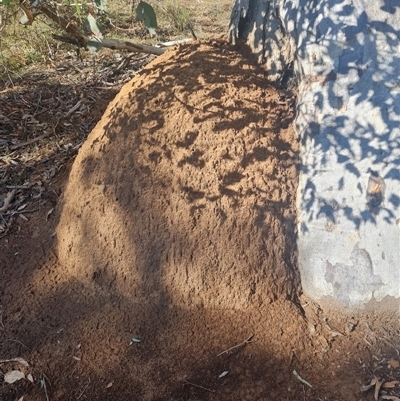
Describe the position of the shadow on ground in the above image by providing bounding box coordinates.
[1,42,399,401]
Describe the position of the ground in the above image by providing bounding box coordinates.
[1,41,400,401]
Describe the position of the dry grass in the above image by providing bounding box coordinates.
[0,0,232,235]
[0,0,231,79]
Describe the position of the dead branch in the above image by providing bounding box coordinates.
[20,0,165,56]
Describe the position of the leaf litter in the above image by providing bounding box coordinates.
[0,50,155,237]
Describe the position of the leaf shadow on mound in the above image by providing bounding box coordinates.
[0,43,377,401]
[231,0,400,231]
[63,44,305,399]
[230,0,400,307]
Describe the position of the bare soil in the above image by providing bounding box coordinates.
[1,41,400,401]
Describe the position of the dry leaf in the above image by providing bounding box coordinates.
[218,371,228,378]
[383,381,399,389]
[361,376,378,392]
[4,370,25,384]
[0,357,29,367]
[381,396,400,401]
[27,373,34,383]
[106,382,113,389]
[388,358,400,369]
[374,380,383,401]
[17,397,24,401]
[46,208,54,221]
[19,214,28,221]
[13,357,29,367]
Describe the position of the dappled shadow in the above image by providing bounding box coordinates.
[230,0,400,305]
[231,0,400,229]
[0,70,119,237]
[284,0,400,304]
[49,42,305,399]
[1,40,400,401]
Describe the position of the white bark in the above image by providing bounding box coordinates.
[231,0,400,309]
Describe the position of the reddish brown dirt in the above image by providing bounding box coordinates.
[1,42,400,401]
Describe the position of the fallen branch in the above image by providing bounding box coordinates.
[20,1,165,56]
[158,38,193,47]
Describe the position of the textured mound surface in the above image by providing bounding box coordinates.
[55,41,304,399]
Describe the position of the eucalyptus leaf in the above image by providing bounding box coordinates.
[86,39,103,53]
[84,14,103,39]
[136,1,157,36]
[94,0,107,12]
[4,370,25,384]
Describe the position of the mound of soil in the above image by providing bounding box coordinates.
[1,42,400,401]
[56,40,305,398]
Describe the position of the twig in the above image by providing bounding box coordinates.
[77,377,90,399]
[4,209,39,216]
[183,380,215,393]
[41,377,50,401]
[0,339,31,350]
[0,189,16,213]
[10,132,52,150]
[293,370,312,388]
[65,99,84,118]
[217,335,254,356]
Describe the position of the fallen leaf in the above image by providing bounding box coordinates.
[14,357,29,367]
[218,371,228,378]
[381,396,400,401]
[19,214,28,221]
[383,381,399,389]
[129,337,141,345]
[46,208,54,221]
[17,397,24,401]
[4,370,25,384]
[374,380,383,401]
[0,357,29,367]
[388,358,400,369]
[361,376,378,392]
[27,373,34,383]
[106,382,113,389]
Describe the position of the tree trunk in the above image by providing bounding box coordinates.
[230,0,400,310]
[229,0,295,83]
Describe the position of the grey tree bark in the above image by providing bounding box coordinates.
[229,0,295,83]
[230,0,400,310]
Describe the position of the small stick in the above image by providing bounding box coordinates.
[293,370,312,388]
[0,339,31,350]
[41,377,50,401]
[183,380,215,393]
[10,132,52,150]
[77,377,90,400]
[217,335,254,356]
